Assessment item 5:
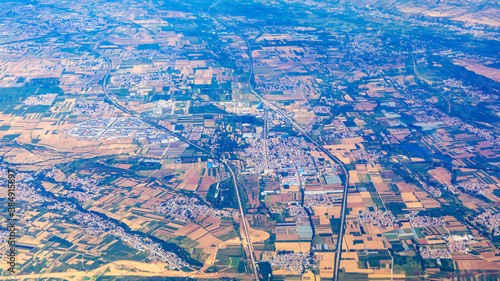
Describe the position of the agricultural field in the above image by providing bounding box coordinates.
[1,0,500,280]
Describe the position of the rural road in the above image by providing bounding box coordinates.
[98,54,260,280]
[233,26,350,281]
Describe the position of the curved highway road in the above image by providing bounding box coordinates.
[98,55,259,281]
[98,14,350,278]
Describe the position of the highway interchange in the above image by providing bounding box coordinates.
[98,17,350,279]
[99,54,260,281]
[236,29,350,281]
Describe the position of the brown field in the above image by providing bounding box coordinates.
[453,254,500,270]
[198,176,217,192]
[454,60,500,83]
[8,260,240,280]
[176,169,201,190]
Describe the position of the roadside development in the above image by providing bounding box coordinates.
[99,54,259,280]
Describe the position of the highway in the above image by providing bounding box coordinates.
[98,55,259,281]
[98,16,350,278]
[233,26,350,281]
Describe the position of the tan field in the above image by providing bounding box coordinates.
[202,237,241,271]
[454,60,500,83]
[428,167,452,185]
[275,242,311,253]
[6,260,243,281]
[247,225,270,243]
